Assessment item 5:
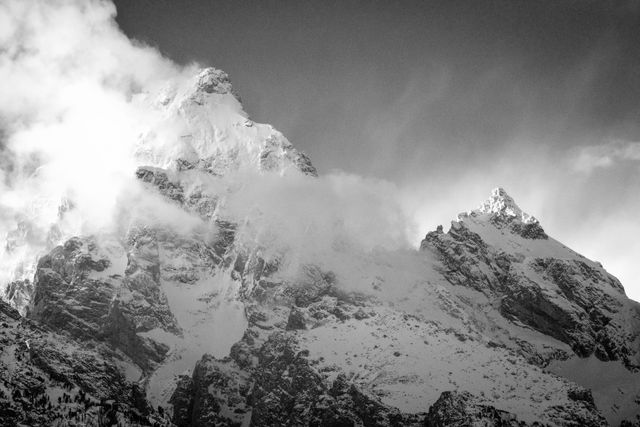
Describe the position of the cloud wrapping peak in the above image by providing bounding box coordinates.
[0,0,200,286]
[0,0,416,296]
[0,0,190,227]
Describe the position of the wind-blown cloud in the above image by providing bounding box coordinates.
[571,140,640,173]
[221,171,412,273]
[0,0,415,295]
[0,0,202,287]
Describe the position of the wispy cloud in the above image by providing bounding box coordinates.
[571,140,640,173]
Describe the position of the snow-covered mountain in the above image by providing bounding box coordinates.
[1,67,639,426]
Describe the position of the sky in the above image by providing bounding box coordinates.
[112,0,640,300]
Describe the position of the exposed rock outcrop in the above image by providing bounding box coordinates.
[0,298,169,426]
[28,235,177,372]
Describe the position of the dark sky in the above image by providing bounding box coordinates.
[113,0,640,299]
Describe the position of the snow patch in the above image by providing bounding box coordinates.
[146,270,247,406]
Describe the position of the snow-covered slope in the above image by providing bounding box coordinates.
[135,68,316,177]
[1,67,639,426]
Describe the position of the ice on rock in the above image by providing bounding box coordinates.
[471,187,538,224]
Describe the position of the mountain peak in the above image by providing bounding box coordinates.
[452,187,548,239]
[194,67,234,95]
[475,187,537,224]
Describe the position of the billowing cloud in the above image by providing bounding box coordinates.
[0,0,204,287]
[0,0,415,295]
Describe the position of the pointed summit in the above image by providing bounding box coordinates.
[476,187,537,225]
[451,187,548,239]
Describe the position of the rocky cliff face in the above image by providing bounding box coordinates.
[0,297,170,426]
[1,68,640,426]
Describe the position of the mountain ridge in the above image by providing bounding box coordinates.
[1,67,639,426]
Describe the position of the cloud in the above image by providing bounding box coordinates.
[0,0,203,287]
[571,140,640,173]
[221,171,412,268]
[0,0,416,295]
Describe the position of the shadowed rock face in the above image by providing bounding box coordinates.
[136,167,186,204]
[500,257,634,363]
[425,391,523,427]
[424,390,607,427]
[169,355,251,427]
[29,237,119,342]
[0,298,169,426]
[170,330,423,427]
[28,235,177,372]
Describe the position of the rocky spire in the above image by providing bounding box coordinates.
[475,187,538,224]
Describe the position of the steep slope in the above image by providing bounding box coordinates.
[421,187,640,424]
[1,67,640,426]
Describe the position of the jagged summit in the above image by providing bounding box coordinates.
[194,67,234,95]
[453,187,547,239]
[473,187,538,224]
[135,66,316,177]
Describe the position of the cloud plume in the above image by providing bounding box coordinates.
[0,0,415,295]
[0,0,201,287]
